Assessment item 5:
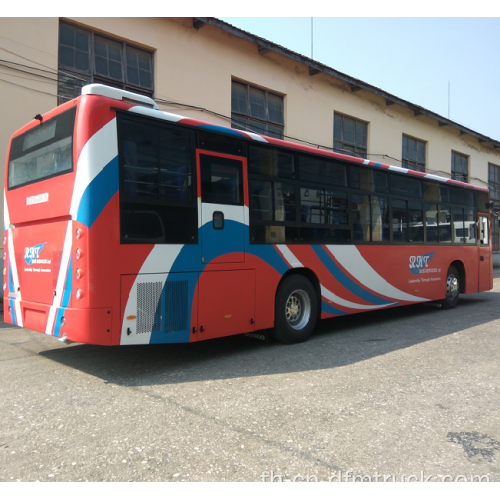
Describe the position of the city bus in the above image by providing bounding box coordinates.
[3,84,493,345]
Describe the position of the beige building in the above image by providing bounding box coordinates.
[1,17,499,264]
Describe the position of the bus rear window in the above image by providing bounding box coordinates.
[8,107,76,189]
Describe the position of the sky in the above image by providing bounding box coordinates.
[5,6,499,140]
[218,16,500,141]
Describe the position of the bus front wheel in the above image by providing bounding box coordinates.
[273,275,318,344]
[441,265,460,309]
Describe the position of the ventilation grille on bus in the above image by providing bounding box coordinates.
[137,282,163,334]
[136,279,189,335]
[164,280,188,333]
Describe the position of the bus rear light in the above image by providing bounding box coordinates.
[3,237,6,245]
[3,268,6,276]
[3,252,6,260]
[76,249,82,260]
[76,228,82,240]
[3,283,6,290]
[76,268,82,280]
[76,289,83,300]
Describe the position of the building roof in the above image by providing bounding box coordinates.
[193,17,500,151]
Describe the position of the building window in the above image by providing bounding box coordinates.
[402,135,426,172]
[231,81,284,139]
[489,163,500,252]
[58,22,154,104]
[489,163,500,204]
[333,113,368,158]
[451,151,469,183]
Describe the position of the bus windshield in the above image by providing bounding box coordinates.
[8,106,76,189]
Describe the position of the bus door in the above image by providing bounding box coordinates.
[195,151,255,341]
[197,151,247,264]
[478,214,492,292]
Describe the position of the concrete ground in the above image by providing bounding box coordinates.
[0,271,499,482]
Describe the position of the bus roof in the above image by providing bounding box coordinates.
[85,84,488,193]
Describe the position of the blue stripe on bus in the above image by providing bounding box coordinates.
[7,262,16,325]
[321,301,348,316]
[148,219,292,344]
[195,124,248,138]
[53,256,72,338]
[312,245,397,307]
[77,156,119,229]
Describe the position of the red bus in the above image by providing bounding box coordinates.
[3,84,493,345]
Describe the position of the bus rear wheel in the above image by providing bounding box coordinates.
[441,265,460,309]
[273,275,318,344]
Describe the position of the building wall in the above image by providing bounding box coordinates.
[1,17,499,257]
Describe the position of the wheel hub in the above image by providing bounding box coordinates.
[287,297,301,321]
[285,290,311,330]
[446,275,459,300]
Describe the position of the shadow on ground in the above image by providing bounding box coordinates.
[31,289,500,387]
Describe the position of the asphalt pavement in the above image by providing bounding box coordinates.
[1,270,500,482]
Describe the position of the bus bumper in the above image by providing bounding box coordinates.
[3,298,114,345]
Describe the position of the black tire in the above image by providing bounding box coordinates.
[441,265,460,309]
[272,275,318,344]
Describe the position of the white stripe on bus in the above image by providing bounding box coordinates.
[278,245,394,311]
[46,221,73,335]
[70,118,118,220]
[326,245,428,302]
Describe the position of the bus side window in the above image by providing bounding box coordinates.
[465,209,476,244]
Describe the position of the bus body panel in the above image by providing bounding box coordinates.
[4,86,494,346]
[9,220,71,306]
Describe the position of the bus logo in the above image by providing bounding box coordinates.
[409,252,436,276]
[24,243,47,265]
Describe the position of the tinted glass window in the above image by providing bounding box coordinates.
[475,190,490,212]
[8,107,76,189]
[423,180,439,202]
[425,203,438,243]
[298,155,347,187]
[121,203,198,244]
[122,122,158,198]
[452,207,465,244]
[390,173,422,198]
[465,209,477,243]
[117,115,197,244]
[352,193,371,242]
[439,185,450,203]
[392,199,423,243]
[392,199,408,242]
[248,145,295,179]
[408,201,424,242]
[160,128,193,202]
[300,188,347,225]
[250,180,295,222]
[200,155,243,206]
[372,196,390,242]
[198,130,244,156]
[300,227,351,244]
[448,186,474,207]
[350,166,388,193]
[438,205,452,243]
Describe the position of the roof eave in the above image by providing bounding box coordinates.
[192,17,500,150]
